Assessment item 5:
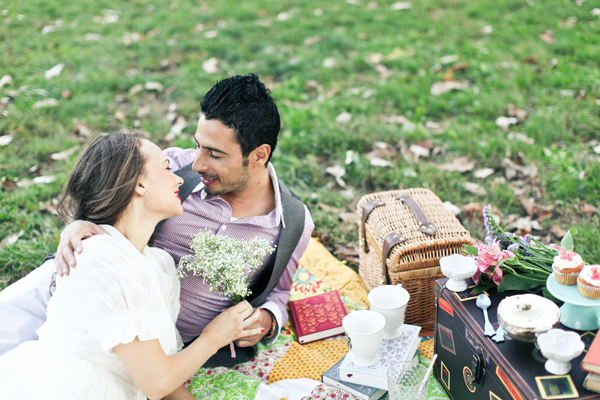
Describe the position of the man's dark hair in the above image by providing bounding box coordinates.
[201,74,280,163]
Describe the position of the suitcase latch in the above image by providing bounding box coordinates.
[471,349,486,387]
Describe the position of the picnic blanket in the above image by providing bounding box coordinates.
[184,238,450,400]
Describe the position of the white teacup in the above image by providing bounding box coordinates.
[342,310,386,367]
[368,284,410,340]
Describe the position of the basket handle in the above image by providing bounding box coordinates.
[396,193,437,236]
[382,231,406,284]
[360,198,386,253]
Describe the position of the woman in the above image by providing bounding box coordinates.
[0,133,263,399]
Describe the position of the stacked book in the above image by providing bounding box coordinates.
[582,331,600,394]
[321,324,421,400]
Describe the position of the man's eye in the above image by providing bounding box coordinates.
[209,153,220,159]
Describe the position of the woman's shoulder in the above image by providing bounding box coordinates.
[144,247,177,274]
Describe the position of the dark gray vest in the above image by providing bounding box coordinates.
[170,163,306,366]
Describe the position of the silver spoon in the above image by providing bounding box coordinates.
[476,294,496,337]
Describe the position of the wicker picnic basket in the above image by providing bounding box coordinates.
[357,188,472,331]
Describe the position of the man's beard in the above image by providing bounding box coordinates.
[202,168,250,196]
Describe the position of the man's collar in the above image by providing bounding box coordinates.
[191,162,284,227]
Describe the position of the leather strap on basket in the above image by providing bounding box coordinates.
[360,198,385,253]
[382,232,406,284]
[396,193,437,236]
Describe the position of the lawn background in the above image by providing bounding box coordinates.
[1,0,599,289]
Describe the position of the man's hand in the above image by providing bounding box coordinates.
[56,221,108,276]
[234,308,273,347]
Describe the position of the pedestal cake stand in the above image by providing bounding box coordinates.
[546,274,600,331]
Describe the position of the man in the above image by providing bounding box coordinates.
[0,74,314,366]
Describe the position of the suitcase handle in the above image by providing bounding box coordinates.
[382,232,406,284]
[396,193,437,236]
[360,198,386,253]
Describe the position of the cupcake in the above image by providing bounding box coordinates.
[552,250,584,285]
[577,265,600,300]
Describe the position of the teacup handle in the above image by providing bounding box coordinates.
[396,284,403,288]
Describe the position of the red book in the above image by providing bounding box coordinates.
[289,290,347,344]
[581,330,600,374]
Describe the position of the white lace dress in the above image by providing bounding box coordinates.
[0,225,182,399]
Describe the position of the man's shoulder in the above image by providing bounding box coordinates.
[163,147,195,171]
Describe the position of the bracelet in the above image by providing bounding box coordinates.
[263,308,277,339]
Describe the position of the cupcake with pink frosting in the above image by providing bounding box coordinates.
[577,265,600,300]
[552,250,584,285]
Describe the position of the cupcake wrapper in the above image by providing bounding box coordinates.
[553,271,579,286]
[578,281,600,300]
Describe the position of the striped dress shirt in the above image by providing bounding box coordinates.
[153,147,314,344]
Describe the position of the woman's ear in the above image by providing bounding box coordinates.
[134,180,147,197]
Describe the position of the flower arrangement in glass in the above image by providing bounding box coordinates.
[465,205,577,295]
[178,231,276,356]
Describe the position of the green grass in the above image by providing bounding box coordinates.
[1,0,599,289]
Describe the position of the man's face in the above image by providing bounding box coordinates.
[192,114,251,196]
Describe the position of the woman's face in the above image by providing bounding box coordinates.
[139,139,184,220]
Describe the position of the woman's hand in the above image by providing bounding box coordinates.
[56,221,108,276]
[201,301,263,349]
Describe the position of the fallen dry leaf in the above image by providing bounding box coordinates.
[40,198,59,215]
[507,132,535,144]
[165,116,187,141]
[0,230,24,249]
[323,57,338,68]
[61,90,72,99]
[580,204,596,215]
[523,54,538,64]
[370,157,393,167]
[430,80,467,96]
[383,115,411,124]
[304,35,322,46]
[1,176,17,191]
[551,225,567,238]
[339,212,358,223]
[391,2,412,10]
[128,84,144,95]
[508,105,527,121]
[325,165,346,187]
[50,146,79,161]
[495,116,518,131]
[434,156,475,172]
[473,168,494,179]
[409,144,430,159]
[114,110,126,122]
[501,158,538,180]
[204,30,218,39]
[336,112,352,124]
[345,150,354,165]
[0,75,12,88]
[317,202,344,214]
[442,201,461,216]
[463,182,487,196]
[145,82,163,92]
[540,31,555,44]
[32,98,60,109]
[462,202,483,218]
[365,52,383,65]
[136,106,150,119]
[0,135,13,146]
[45,63,64,79]
[202,57,220,74]
[73,122,91,137]
[374,64,391,80]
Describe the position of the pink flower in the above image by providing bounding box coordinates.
[471,240,515,285]
[549,243,564,254]
[560,250,579,261]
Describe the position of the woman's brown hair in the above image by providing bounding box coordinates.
[58,132,146,226]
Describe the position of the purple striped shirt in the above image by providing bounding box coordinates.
[153,148,314,343]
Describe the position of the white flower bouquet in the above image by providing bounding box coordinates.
[178,231,276,305]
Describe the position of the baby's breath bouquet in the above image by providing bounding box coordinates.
[178,231,276,305]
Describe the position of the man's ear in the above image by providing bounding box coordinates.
[251,144,271,168]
